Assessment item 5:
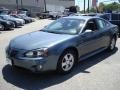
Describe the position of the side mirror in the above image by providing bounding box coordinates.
[84,29,93,33]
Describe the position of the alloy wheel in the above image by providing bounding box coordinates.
[0,24,4,31]
[110,38,116,50]
[61,53,75,71]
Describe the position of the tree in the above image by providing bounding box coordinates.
[104,2,120,12]
[98,2,105,13]
[89,7,96,13]
[81,2,120,13]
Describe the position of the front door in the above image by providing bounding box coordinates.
[77,19,104,58]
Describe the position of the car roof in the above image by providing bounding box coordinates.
[63,16,97,21]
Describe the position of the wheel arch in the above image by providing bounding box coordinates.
[113,33,117,41]
[56,46,79,73]
[58,46,79,62]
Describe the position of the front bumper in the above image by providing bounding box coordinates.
[16,22,24,26]
[6,23,15,29]
[6,57,47,72]
[6,47,58,72]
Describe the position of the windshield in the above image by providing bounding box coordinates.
[42,18,85,34]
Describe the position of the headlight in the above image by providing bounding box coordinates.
[23,20,25,24]
[16,21,20,23]
[24,48,48,58]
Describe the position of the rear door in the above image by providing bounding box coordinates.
[95,18,111,48]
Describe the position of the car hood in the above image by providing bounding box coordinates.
[7,18,18,21]
[17,18,24,22]
[10,31,75,50]
[14,18,23,21]
[8,18,24,23]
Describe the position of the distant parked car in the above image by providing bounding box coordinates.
[49,11,60,19]
[18,9,31,17]
[6,16,118,74]
[11,15,31,24]
[0,15,25,27]
[49,11,75,19]
[38,12,50,19]
[18,14,35,22]
[0,18,15,30]
[0,8,9,15]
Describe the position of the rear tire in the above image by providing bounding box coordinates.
[14,22,18,28]
[57,50,77,74]
[108,37,116,51]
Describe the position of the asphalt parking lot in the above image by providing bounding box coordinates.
[0,19,120,90]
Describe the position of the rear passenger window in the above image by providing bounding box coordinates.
[97,19,110,30]
[101,14,110,20]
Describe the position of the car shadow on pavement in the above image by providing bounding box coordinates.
[0,28,14,31]
[15,26,22,29]
[2,48,118,90]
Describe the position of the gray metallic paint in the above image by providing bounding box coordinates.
[6,16,118,72]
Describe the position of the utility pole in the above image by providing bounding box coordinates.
[21,0,23,9]
[16,0,18,10]
[84,0,85,13]
[44,0,47,12]
[88,0,89,13]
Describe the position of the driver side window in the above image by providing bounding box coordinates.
[84,19,98,32]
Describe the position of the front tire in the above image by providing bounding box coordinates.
[57,50,77,74]
[0,24,5,31]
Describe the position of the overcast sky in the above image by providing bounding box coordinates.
[75,0,119,10]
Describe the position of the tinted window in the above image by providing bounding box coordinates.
[96,19,110,29]
[85,19,98,31]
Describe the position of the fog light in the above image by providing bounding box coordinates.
[37,65,42,71]
[39,65,42,69]
[32,65,43,71]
